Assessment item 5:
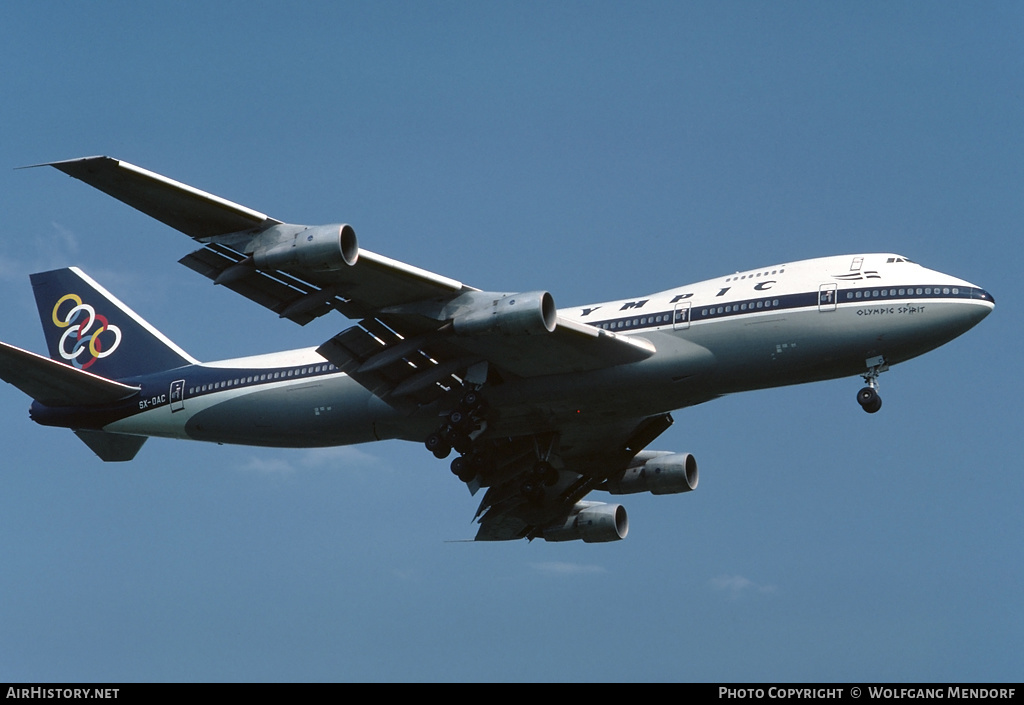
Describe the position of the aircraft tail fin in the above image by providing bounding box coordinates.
[30,267,197,380]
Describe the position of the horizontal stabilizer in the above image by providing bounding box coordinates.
[73,429,147,462]
[35,156,281,240]
[0,341,140,406]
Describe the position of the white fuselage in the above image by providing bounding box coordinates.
[100,253,994,448]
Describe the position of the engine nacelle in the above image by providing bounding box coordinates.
[605,452,698,495]
[542,501,629,543]
[452,291,557,336]
[252,223,359,272]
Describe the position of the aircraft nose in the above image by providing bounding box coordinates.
[961,286,995,329]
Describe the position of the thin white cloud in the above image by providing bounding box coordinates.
[531,561,607,576]
[391,568,421,582]
[236,446,390,476]
[0,254,23,282]
[238,456,297,475]
[709,574,778,597]
[27,222,81,271]
[298,446,389,470]
[47,221,80,257]
[0,222,82,284]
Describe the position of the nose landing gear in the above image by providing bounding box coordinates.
[857,356,888,414]
[857,386,882,414]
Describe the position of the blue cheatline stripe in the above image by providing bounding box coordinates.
[590,285,990,332]
[91,284,999,407]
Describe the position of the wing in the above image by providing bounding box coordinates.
[468,413,679,541]
[40,156,281,239]
[40,156,657,400]
[39,157,705,540]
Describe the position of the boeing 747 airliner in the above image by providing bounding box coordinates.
[0,157,994,542]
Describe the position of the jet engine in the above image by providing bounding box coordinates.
[253,223,359,272]
[452,290,557,336]
[542,501,629,543]
[604,452,698,495]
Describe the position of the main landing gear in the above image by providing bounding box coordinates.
[518,436,561,505]
[520,461,559,503]
[856,356,888,414]
[423,389,489,482]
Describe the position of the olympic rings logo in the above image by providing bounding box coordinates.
[51,293,123,370]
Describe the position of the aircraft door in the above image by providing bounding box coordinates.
[818,284,837,312]
[169,379,185,412]
[673,302,691,330]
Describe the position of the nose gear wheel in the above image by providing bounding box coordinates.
[857,356,888,414]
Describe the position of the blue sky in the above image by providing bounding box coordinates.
[0,2,1021,682]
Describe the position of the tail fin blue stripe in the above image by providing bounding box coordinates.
[30,267,197,380]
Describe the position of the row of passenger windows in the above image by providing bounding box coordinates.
[187,363,338,395]
[596,312,681,330]
[702,299,780,317]
[846,287,957,299]
[596,286,961,332]
[725,269,785,282]
[595,296,784,330]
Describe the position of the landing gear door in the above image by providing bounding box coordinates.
[673,302,691,330]
[169,379,185,412]
[818,284,837,312]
